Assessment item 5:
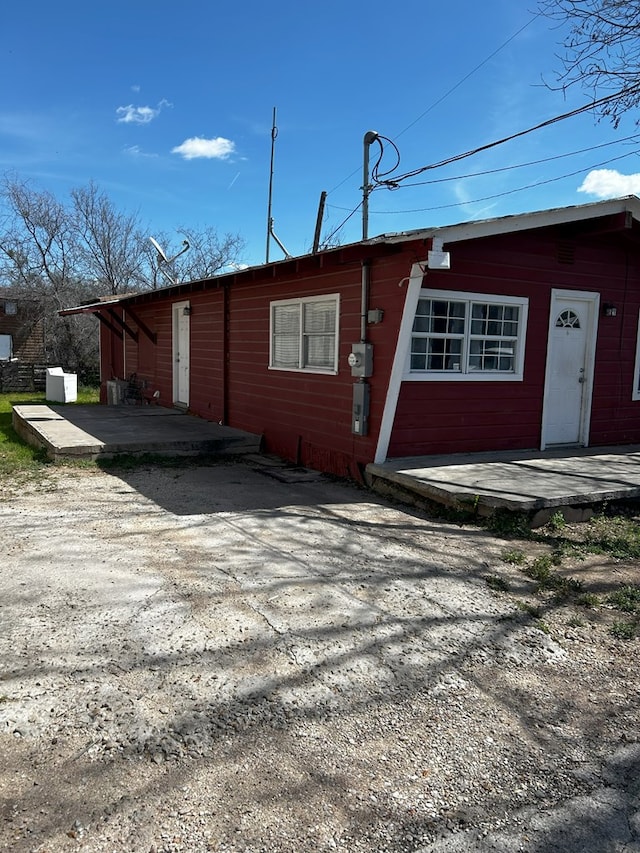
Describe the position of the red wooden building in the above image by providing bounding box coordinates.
[62,196,640,479]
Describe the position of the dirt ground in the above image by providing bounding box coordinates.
[0,458,639,853]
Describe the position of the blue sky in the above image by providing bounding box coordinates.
[2,1,639,267]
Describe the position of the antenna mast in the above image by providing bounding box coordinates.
[264,107,291,261]
[266,107,277,263]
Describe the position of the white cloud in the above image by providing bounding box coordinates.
[123,145,157,158]
[116,99,171,124]
[578,169,640,198]
[171,136,236,160]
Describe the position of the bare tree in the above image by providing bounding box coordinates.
[0,178,101,381]
[71,181,147,295]
[540,0,640,127]
[172,226,246,282]
[0,176,74,307]
[0,174,248,381]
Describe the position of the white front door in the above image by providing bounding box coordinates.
[172,301,190,408]
[541,290,599,448]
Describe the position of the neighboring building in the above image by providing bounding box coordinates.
[0,296,45,363]
[0,296,46,390]
[61,196,640,479]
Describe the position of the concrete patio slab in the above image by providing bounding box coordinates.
[12,404,262,460]
[12,403,640,519]
[366,445,640,520]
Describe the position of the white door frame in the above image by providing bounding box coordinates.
[172,300,191,408]
[541,289,599,450]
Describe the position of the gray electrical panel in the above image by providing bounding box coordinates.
[352,381,370,436]
[348,342,373,377]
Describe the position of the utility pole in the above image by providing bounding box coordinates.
[362,130,379,241]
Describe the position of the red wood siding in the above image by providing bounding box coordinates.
[388,225,640,457]
[95,211,640,474]
[221,256,407,477]
[97,251,413,477]
[189,290,225,419]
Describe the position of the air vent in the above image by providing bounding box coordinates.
[557,241,575,264]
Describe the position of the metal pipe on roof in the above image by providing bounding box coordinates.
[362,130,379,241]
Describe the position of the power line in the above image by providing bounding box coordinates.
[327,13,542,196]
[320,201,363,248]
[332,147,640,216]
[320,128,640,244]
[393,13,542,142]
[399,133,640,188]
[371,84,640,189]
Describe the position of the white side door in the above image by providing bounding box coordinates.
[541,290,599,448]
[172,301,190,408]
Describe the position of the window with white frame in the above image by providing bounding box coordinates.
[0,334,12,360]
[633,310,640,401]
[408,290,528,380]
[270,294,339,373]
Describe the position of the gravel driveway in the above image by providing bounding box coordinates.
[1,459,638,852]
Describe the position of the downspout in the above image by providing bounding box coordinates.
[360,259,371,343]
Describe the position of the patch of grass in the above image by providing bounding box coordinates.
[74,387,101,405]
[486,574,510,592]
[552,576,584,602]
[606,585,640,613]
[584,515,640,560]
[0,389,99,478]
[567,616,586,628]
[610,620,637,640]
[535,619,551,634]
[500,548,527,565]
[576,592,600,608]
[522,554,582,599]
[524,554,554,583]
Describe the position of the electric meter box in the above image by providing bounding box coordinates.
[348,342,373,377]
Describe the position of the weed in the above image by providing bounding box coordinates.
[516,600,542,618]
[524,555,553,583]
[610,620,637,640]
[548,511,566,532]
[567,616,586,628]
[606,586,640,613]
[552,576,584,601]
[486,510,531,538]
[486,574,510,592]
[535,620,551,634]
[500,548,526,565]
[523,555,582,598]
[584,515,640,560]
[576,592,600,608]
